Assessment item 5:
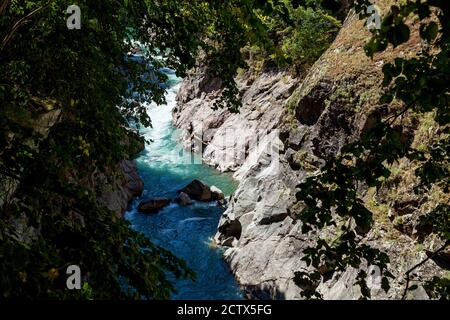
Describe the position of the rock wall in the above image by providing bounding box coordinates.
[173,65,297,172]
[96,158,144,217]
[173,7,445,300]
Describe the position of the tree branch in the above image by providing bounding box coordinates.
[384,105,410,126]
[0,0,11,16]
[402,240,450,300]
[0,1,51,53]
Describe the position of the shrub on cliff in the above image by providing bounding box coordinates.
[282,6,341,70]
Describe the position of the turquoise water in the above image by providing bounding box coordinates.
[125,68,243,300]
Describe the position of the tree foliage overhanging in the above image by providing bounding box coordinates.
[0,0,301,299]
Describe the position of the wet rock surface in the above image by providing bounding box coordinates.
[138,198,171,214]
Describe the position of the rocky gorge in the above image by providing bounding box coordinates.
[172,8,448,300]
[2,0,449,301]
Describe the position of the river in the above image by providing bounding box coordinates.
[124,66,243,300]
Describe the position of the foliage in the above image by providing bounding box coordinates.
[424,276,450,300]
[282,6,341,70]
[294,0,450,299]
[0,0,300,299]
[252,1,342,73]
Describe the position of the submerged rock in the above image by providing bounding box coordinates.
[138,198,170,214]
[179,179,212,201]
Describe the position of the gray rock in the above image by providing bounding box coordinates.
[138,198,170,214]
[180,179,212,201]
[217,198,228,208]
[122,160,144,198]
[97,159,144,217]
[173,66,298,172]
[218,219,242,241]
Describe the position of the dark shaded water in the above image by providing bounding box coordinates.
[125,70,243,300]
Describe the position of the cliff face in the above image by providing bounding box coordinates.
[173,65,297,173]
[173,8,446,300]
[94,158,144,217]
[95,130,145,217]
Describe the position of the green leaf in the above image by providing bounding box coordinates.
[420,22,439,42]
[380,93,394,104]
[408,284,419,291]
[387,23,410,47]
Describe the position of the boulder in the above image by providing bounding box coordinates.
[210,185,224,200]
[177,192,193,206]
[138,198,170,214]
[180,179,212,201]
